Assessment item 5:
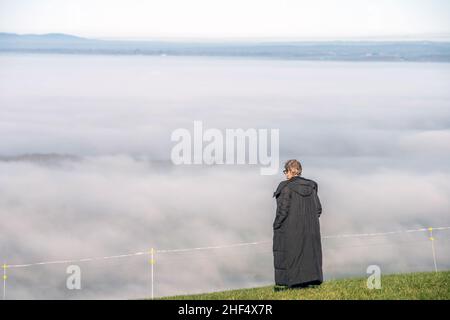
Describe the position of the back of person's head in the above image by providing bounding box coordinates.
[284,159,302,176]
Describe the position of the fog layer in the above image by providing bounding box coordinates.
[0,54,449,298]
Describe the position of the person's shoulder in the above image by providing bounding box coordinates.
[273,180,290,198]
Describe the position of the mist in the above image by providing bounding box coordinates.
[0,54,449,298]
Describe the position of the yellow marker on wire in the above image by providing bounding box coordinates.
[149,248,155,265]
[428,227,434,239]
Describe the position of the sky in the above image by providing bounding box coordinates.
[1,0,450,40]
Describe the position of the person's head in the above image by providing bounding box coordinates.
[283,159,302,180]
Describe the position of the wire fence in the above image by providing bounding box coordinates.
[2,226,450,299]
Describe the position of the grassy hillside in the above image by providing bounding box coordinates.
[159,271,450,300]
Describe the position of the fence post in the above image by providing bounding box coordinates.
[2,263,7,300]
[150,248,155,299]
[428,227,438,273]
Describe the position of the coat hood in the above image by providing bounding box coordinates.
[273,176,317,198]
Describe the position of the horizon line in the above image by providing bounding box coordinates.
[2,31,450,43]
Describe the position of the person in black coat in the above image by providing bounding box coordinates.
[273,159,323,290]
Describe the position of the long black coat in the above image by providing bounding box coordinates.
[273,175,323,287]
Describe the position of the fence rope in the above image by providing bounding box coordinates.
[4,226,450,269]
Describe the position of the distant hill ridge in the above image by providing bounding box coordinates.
[0,32,89,41]
[1,32,450,61]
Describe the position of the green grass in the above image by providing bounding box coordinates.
[158,271,450,300]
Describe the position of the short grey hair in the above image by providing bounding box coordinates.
[284,159,302,175]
